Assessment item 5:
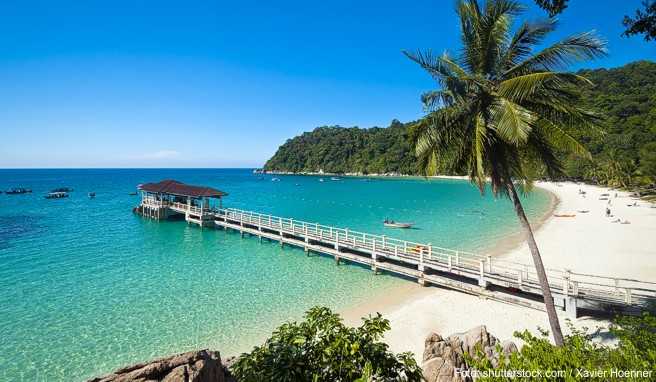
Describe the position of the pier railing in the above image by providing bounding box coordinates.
[215,208,656,310]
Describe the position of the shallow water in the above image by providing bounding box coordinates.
[0,169,551,381]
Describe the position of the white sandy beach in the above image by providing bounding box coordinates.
[343,181,656,359]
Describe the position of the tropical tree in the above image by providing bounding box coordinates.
[404,0,606,346]
[622,0,656,42]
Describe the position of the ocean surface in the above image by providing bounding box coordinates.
[0,169,551,381]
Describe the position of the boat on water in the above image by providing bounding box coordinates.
[271,177,281,182]
[319,178,325,182]
[330,177,341,181]
[88,192,96,198]
[51,187,73,193]
[383,219,413,228]
[128,192,138,196]
[5,187,32,194]
[45,191,69,199]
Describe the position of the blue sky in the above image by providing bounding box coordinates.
[1,0,654,168]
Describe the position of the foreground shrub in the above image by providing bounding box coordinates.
[466,313,656,381]
[231,306,422,382]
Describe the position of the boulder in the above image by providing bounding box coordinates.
[422,326,517,382]
[88,349,235,382]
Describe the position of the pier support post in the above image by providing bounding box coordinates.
[371,241,379,274]
[478,260,488,288]
[335,255,341,265]
[565,296,578,319]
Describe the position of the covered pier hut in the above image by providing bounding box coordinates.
[136,179,227,226]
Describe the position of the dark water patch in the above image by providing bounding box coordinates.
[0,215,47,251]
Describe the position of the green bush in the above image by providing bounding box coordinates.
[466,313,656,381]
[231,306,422,382]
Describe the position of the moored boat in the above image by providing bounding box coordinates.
[5,187,32,194]
[383,219,413,228]
[88,192,96,198]
[51,187,73,193]
[45,191,69,199]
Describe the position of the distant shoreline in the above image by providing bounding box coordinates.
[258,169,473,181]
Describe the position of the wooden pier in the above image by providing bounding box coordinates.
[213,208,656,318]
[135,180,656,318]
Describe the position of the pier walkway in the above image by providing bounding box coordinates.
[212,208,656,318]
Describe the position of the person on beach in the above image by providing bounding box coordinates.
[606,207,611,217]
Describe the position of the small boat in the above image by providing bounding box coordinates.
[271,178,280,182]
[51,187,73,193]
[5,187,32,194]
[330,177,341,181]
[383,219,413,228]
[128,192,138,196]
[45,191,69,199]
[88,192,96,198]
[577,210,590,213]
[554,213,576,217]
[319,178,325,182]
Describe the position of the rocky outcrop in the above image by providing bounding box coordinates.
[422,326,517,382]
[88,350,236,382]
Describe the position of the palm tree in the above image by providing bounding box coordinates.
[405,0,606,346]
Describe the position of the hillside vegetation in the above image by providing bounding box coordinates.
[264,61,656,188]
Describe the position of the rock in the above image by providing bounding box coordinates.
[422,326,517,382]
[88,349,233,382]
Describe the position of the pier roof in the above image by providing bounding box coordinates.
[138,179,227,198]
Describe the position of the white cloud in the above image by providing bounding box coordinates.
[143,150,181,160]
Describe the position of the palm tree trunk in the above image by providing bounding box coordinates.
[505,180,565,346]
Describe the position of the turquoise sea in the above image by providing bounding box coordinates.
[0,169,552,381]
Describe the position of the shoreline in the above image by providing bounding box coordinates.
[339,182,559,330]
[340,180,656,359]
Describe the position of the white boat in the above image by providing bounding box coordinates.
[330,177,341,181]
[271,177,280,182]
[383,219,413,228]
[319,178,325,182]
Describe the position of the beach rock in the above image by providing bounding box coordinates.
[422,326,516,382]
[88,349,235,382]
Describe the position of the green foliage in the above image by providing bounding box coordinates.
[231,306,422,382]
[566,61,656,187]
[466,313,656,381]
[534,0,568,17]
[263,120,418,175]
[622,0,656,42]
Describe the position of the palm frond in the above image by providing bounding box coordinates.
[498,72,592,102]
[490,99,534,144]
[502,19,557,70]
[505,31,607,77]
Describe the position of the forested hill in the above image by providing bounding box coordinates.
[263,119,419,175]
[264,61,656,184]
